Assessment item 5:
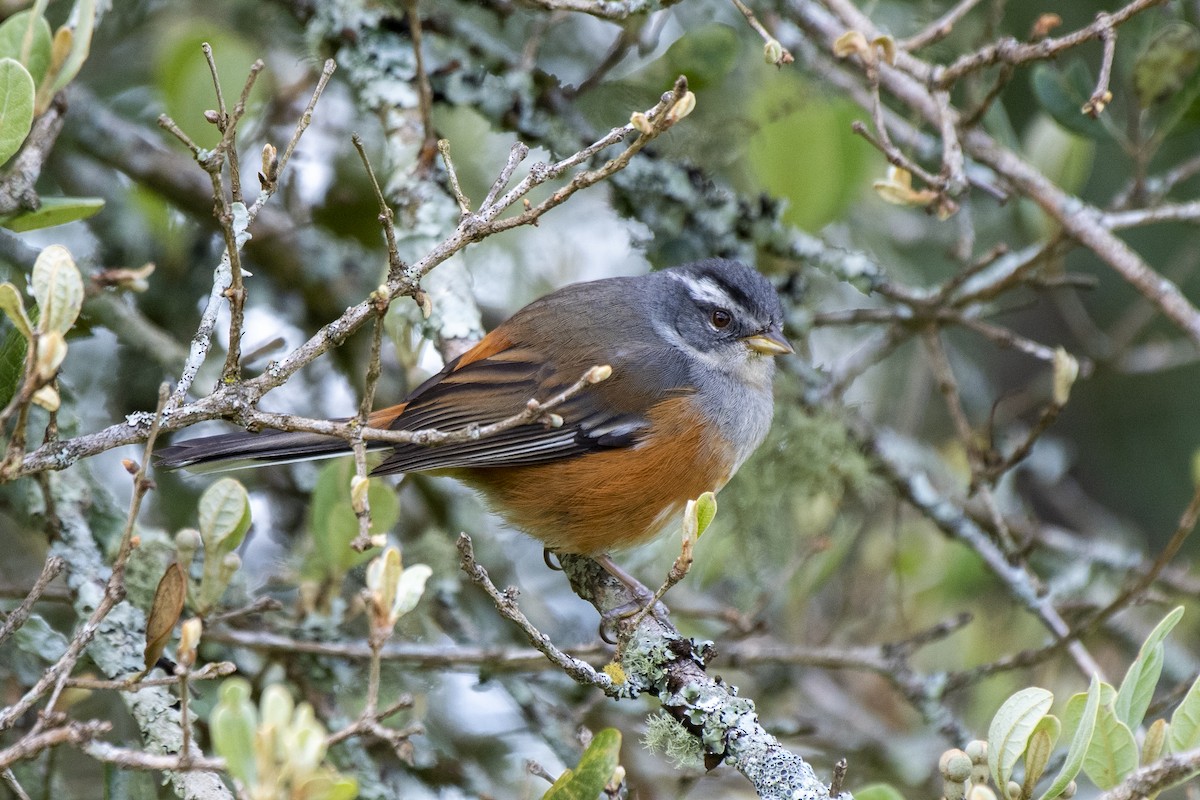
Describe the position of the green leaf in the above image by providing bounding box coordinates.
[0,57,33,167]
[0,281,32,340]
[49,0,95,93]
[661,24,740,91]
[543,728,622,800]
[1134,22,1200,107]
[853,783,908,800]
[197,477,252,554]
[1115,606,1183,730]
[323,778,359,800]
[0,11,51,87]
[1143,718,1168,765]
[210,678,258,786]
[0,325,27,408]
[1038,677,1100,800]
[1084,698,1139,789]
[31,244,83,335]
[1031,61,1107,140]
[989,687,1054,790]
[745,72,874,232]
[694,491,717,538]
[304,458,396,583]
[1168,673,1200,752]
[0,196,104,232]
[1023,715,1061,795]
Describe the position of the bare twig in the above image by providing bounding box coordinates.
[436,139,472,216]
[0,555,64,647]
[0,720,110,770]
[1082,20,1116,117]
[899,0,985,51]
[456,534,615,691]
[929,0,1164,88]
[729,0,794,64]
[402,0,437,164]
[81,740,225,773]
[204,626,610,670]
[64,661,235,690]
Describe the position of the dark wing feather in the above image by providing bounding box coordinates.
[371,344,659,475]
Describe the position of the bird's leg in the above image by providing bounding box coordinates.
[592,553,670,636]
[592,553,656,605]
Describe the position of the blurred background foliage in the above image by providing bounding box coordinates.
[1,0,1199,798]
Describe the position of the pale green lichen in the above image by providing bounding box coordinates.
[643,712,704,769]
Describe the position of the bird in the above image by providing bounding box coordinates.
[157,258,792,595]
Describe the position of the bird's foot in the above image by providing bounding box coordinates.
[593,553,670,643]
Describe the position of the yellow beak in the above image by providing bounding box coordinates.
[742,329,794,356]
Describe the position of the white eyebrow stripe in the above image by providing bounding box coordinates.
[667,272,750,314]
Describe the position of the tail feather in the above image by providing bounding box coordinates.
[156,429,368,473]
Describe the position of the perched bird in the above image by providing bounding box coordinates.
[158,259,792,584]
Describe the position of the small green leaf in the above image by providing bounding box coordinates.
[0,11,51,87]
[31,244,83,334]
[1168,673,1200,753]
[0,281,32,339]
[854,784,908,800]
[1115,606,1183,730]
[543,728,622,800]
[1038,677,1099,800]
[1031,61,1107,140]
[989,687,1054,790]
[1023,715,1061,795]
[0,57,33,166]
[1143,718,1168,765]
[304,458,396,583]
[0,325,26,409]
[0,196,104,232]
[1084,699,1139,789]
[694,491,717,538]
[745,72,874,231]
[323,777,359,800]
[198,477,252,554]
[49,0,94,93]
[210,677,258,786]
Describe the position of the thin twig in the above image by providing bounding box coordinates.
[930,0,1164,88]
[729,0,794,64]
[1082,20,1116,118]
[0,555,64,647]
[456,534,615,691]
[437,139,472,216]
[352,133,404,279]
[402,0,438,165]
[269,59,337,194]
[899,0,985,51]
[64,661,235,690]
[1,769,31,800]
[0,721,110,770]
[81,740,225,773]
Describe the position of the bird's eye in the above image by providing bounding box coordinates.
[711,308,732,329]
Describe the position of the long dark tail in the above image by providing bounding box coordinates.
[155,428,378,472]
